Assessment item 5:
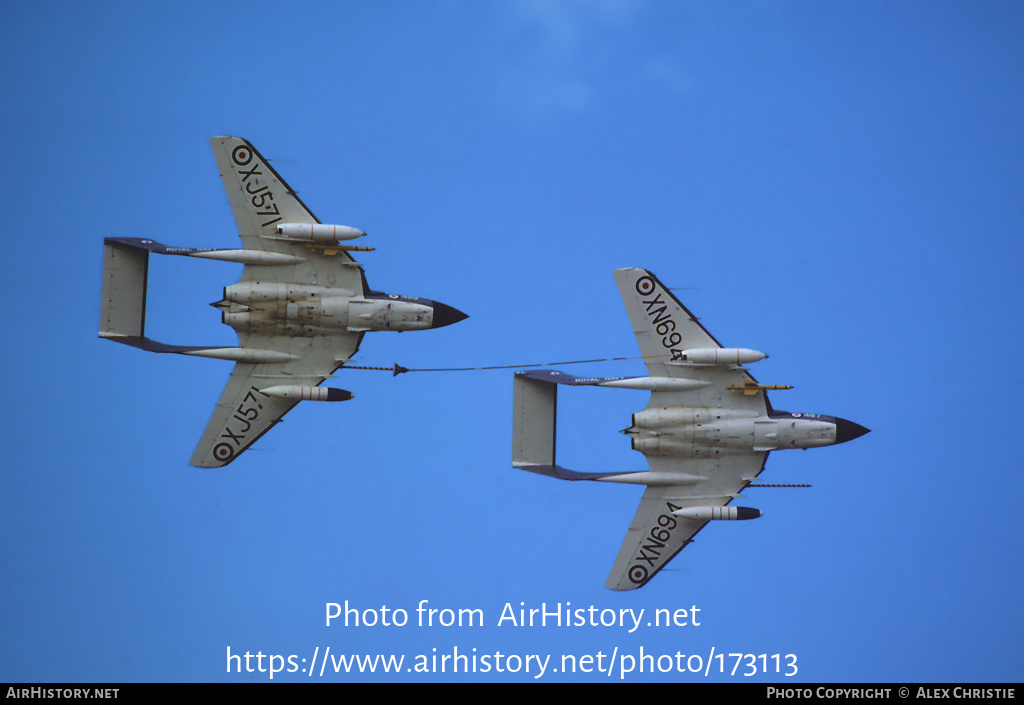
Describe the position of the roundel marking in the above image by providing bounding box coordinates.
[213,443,235,463]
[635,275,655,296]
[231,145,253,166]
[628,565,649,584]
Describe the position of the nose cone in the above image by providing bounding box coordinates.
[834,418,870,444]
[431,301,469,329]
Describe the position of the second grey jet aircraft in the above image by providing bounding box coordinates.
[513,268,868,590]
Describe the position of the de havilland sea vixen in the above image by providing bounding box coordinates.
[512,267,869,590]
[100,138,867,589]
[99,137,467,467]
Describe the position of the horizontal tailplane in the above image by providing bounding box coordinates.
[99,238,149,340]
[512,373,557,468]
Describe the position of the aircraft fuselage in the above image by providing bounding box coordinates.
[626,407,868,455]
[216,284,466,335]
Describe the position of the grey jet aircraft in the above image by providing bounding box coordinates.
[512,267,868,590]
[100,136,467,467]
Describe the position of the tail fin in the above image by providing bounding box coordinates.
[99,238,149,340]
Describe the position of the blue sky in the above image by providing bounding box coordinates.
[2,0,1022,683]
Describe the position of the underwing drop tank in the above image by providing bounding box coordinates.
[259,386,354,401]
[676,348,766,365]
[274,223,366,243]
[672,506,762,520]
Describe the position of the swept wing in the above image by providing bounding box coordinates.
[207,135,367,291]
[610,268,771,587]
[189,330,362,467]
[190,138,366,467]
[603,453,768,589]
[611,267,768,415]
